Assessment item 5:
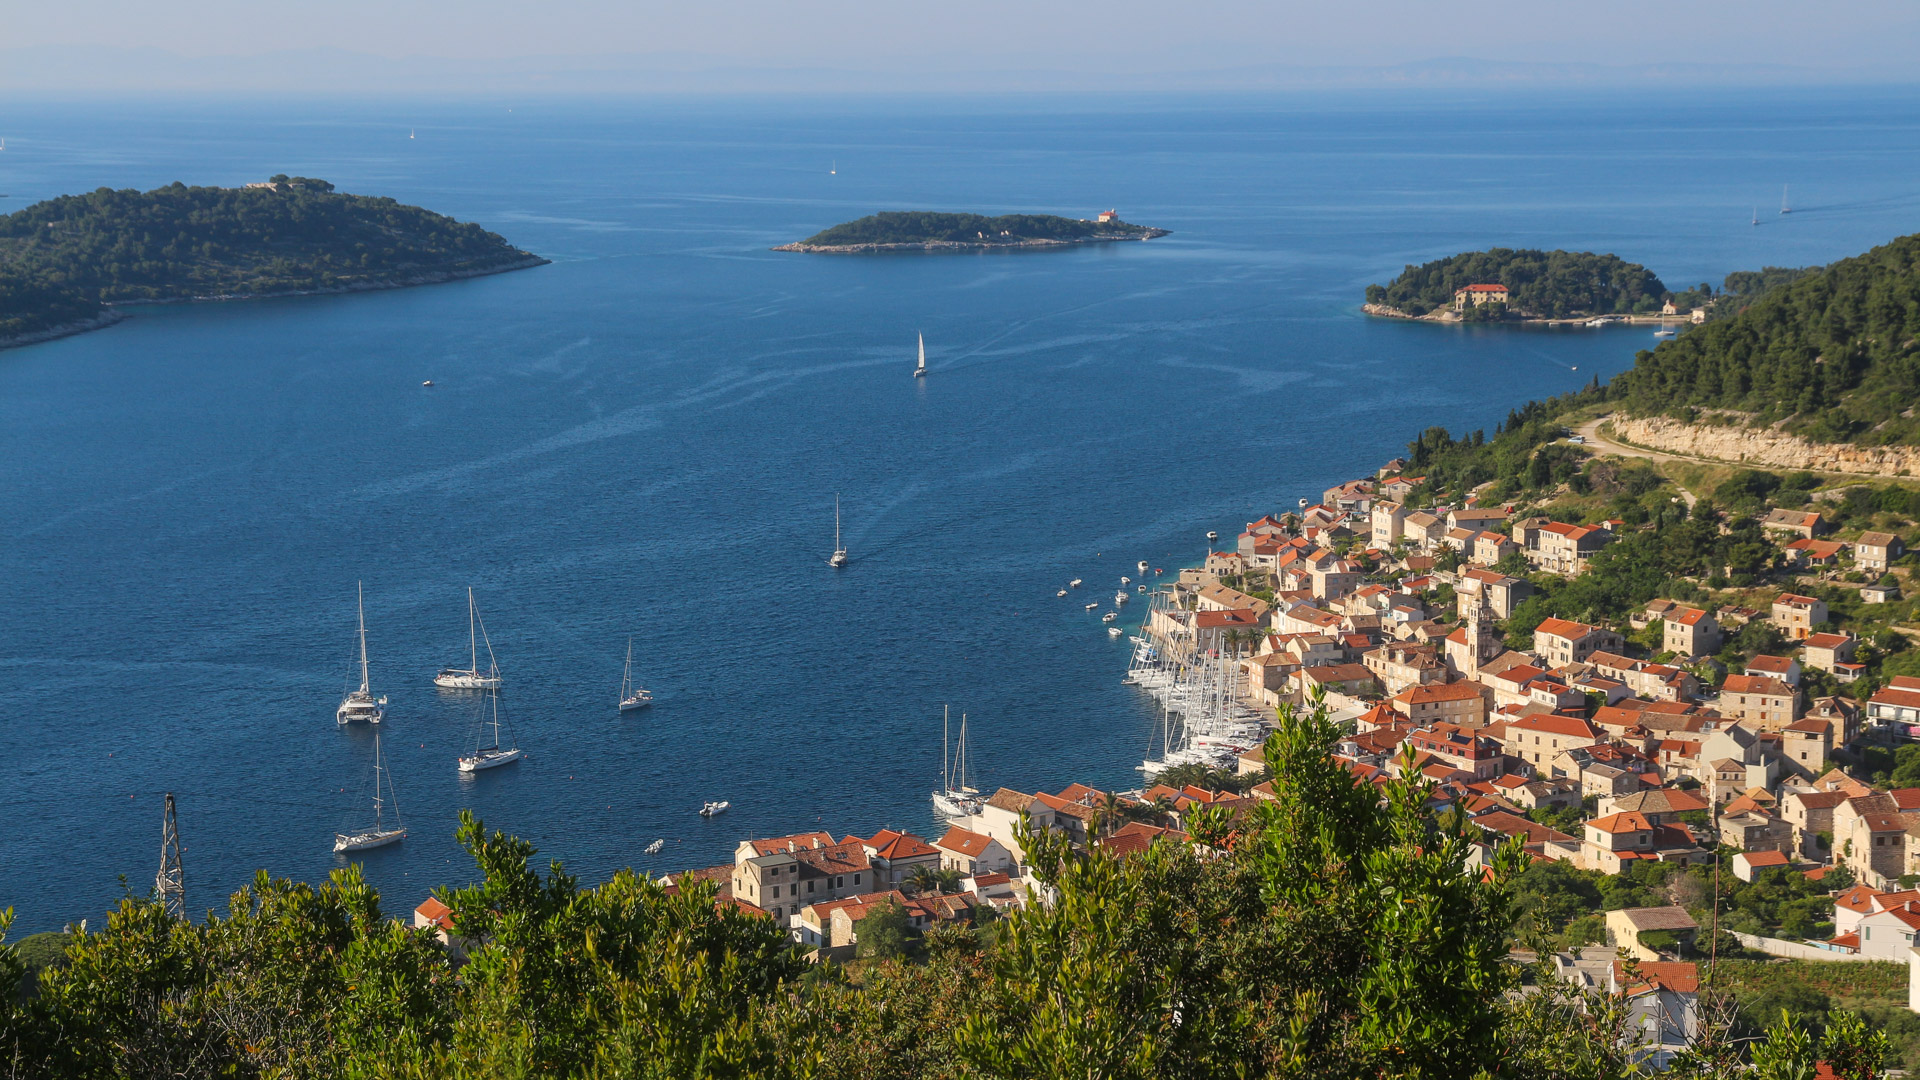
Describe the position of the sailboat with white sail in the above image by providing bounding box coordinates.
[931,707,982,817]
[914,332,928,378]
[458,690,523,773]
[334,731,406,852]
[619,637,653,711]
[336,583,386,725]
[435,588,503,689]
[1780,184,1792,215]
[829,495,848,567]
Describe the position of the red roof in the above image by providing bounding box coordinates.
[1740,850,1790,869]
[1458,283,1508,293]
[414,896,453,930]
[1534,617,1601,640]
[1723,674,1792,696]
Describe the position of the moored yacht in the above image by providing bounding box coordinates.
[931,707,982,817]
[435,588,503,689]
[334,730,406,853]
[829,495,848,567]
[458,691,522,773]
[618,638,652,711]
[337,583,386,725]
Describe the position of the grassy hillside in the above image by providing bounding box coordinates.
[793,211,1161,247]
[1365,248,1668,319]
[0,176,541,339]
[1615,232,1920,444]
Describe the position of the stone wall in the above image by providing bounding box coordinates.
[1609,414,1920,476]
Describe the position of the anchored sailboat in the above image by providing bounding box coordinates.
[435,588,503,689]
[334,731,406,852]
[619,637,653,711]
[458,690,522,773]
[337,583,386,725]
[1780,184,1791,215]
[829,495,848,567]
[914,332,927,378]
[931,707,982,817]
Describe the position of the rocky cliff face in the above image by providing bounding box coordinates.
[1610,414,1920,476]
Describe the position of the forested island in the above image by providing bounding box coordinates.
[0,177,545,348]
[774,211,1168,253]
[1365,248,1668,321]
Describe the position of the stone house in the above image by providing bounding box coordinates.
[1605,907,1699,960]
[1802,632,1858,675]
[1392,680,1489,728]
[732,832,875,921]
[1662,607,1721,658]
[1402,511,1446,549]
[1779,718,1833,782]
[1532,617,1624,667]
[1501,712,1603,774]
[934,826,1016,878]
[1783,788,1847,860]
[1370,502,1407,549]
[1517,519,1614,574]
[1834,794,1911,889]
[1760,509,1826,540]
[1718,674,1800,731]
[1855,531,1904,572]
[1771,594,1829,642]
[1745,654,1801,688]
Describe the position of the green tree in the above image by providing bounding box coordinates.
[855,897,916,962]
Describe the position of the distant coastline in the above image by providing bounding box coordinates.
[1360,302,1687,328]
[0,178,548,352]
[775,211,1168,254]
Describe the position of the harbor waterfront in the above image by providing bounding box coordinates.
[5,91,1920,932]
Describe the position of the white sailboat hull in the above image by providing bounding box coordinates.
[436,669,502,690]
[619,692,653,711]
[459,748,523,773]
[336,700,384,724]
[334,828,406,853]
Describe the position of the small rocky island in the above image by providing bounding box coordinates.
[0,176,546,349]
[775,211,1168,253]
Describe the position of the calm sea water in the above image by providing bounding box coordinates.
[4,90,1919,931]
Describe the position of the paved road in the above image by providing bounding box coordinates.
[1572,416,1698,508]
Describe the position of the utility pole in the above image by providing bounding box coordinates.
[156,792,184,919]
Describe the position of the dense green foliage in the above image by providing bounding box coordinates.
[794,211,1160,248]
[0,701,1896,1078]
[1365,248,1667,318]
[1615,232,1920,444]
[0,177,538,339]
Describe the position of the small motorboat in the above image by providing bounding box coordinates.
[1114,591,1129,605]
[1153,567,1164,575]
[1108,626,1123,638]
[1069,579,1082,588]
[1137,560,1149,573]
[645,839,665,855]
[1085,602,1099,611]
[1137,585,1147,593]
[699,800,730,817]
[1057,589,1068,597]
[1206,531,1218,541]
[1102,612,1118,623]
[422,379,434,387]
[1120,575,1130,585]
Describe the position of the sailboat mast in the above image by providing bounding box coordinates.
[467,587,478,672]
[357,582,371,693]
[942,705,950,791]
[371,732,385,830]
[835,495,842,551]
[957,713,969,791]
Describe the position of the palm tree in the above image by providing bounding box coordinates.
[904,864,963,896]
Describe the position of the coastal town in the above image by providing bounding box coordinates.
[399,446,1920,1062]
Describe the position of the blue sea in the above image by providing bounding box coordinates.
[4,89,1919,931]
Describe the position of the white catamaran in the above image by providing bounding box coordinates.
[336,582,387,725]
[458,690,523,773]
[435,588,503,689]
[931,707,982,817]
[914,332,928,378]
[619,637,653,711]
[335,730,406,852]
[829,494,848,568]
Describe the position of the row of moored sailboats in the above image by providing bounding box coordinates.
[330,584,655,853]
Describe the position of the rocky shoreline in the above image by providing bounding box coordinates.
[774,229,1169,254]
[0,255,549,352]
[1360,301,1686,328]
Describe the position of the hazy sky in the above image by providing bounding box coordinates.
[11,0,1920,70]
